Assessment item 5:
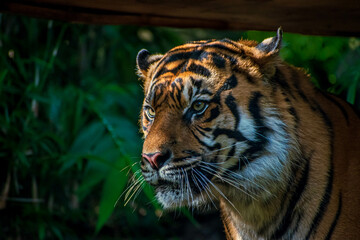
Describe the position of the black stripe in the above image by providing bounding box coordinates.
[287,212,303,238]
[155,96,168,110]
[151,49,209,79]
[288,107,299,125]
[292,76,311,104]
[290,69,315,108]
[321,92,350,125]
[219,39,243,50]
[225,55,256,84]
[152,61,186,80]
[190,77,202,89]
[187,83,193,99]
[175,78,184,107]
[198,126,212,132]
[195,126,208,137]
[162,50,209,65]
[169,82,180,105]
[143,111,150,122]
[190,129,221,151]
[271,151,311,239]
[182,150,202,156]
[199,89,213,95]
[211,53,226,68]
[203,106,220,122]
[206,43,240,55]
[305,103,334,239]
[185,63,211,78]
[150,83,166,106]
[233,66,256,84]
[324,192,342,240]
[169,78,184,108]
[243,92,269,158]
[211,75,239,103]
[213,128,247,142]
[167,46,197,54]
[224,75,238,90]
[227,145,236,160]
[273,68,296,99]
[225,94,240,129]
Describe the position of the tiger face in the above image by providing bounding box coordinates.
[137,29,292,209]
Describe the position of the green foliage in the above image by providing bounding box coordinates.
[0,14,359,240]
[0,15,172,239]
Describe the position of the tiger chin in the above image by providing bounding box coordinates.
[136,28,360,240]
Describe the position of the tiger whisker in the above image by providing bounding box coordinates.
[120,161,139,173]
[114,173,144,207]
[194,168,242,217]
[184,170,195,209]
[182,169,191,205]
[199,161,271,195]
[124,178,145,206]
[130,178,146,205]
[182,153,271,196]
[192,168,218,210]
[128,169,142,183]
[180,169,185,208]
[190,169,206,204]
[118,171,142,202]
[124,176,143,201]
[125,162,140,176]
[199,164,259,201]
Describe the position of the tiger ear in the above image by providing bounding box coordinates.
[136,49,163,78]
[256,27,283,55]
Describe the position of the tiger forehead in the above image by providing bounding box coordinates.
[145,39,257,106]
[146,75,211,107]
[151,39,254,79]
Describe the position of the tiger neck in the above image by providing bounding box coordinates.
[219,195,285,240]
[218,154,308,240]
[218,156,306,240]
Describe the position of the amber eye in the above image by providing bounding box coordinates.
[192,101,208,113]
[145,107,155,119]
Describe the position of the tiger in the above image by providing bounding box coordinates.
[136,28,360,240]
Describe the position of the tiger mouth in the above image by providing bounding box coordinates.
[157,165,214,194]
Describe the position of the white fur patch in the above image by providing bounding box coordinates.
[238,108,257,141]
[239,107,291,196]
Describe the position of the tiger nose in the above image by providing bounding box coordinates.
[142,151,170,170]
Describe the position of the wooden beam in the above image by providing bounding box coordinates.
[1,0,360,36]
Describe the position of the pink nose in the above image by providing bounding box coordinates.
[142,152,163,169]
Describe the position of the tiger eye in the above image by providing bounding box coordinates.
[192,101,207,112]
[145,107,155,119]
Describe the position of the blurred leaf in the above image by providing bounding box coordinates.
[96,160,128,233]
[69,121,105,154]
[142,183,161,209]
[51,226,64,240]
[38,223,46,240]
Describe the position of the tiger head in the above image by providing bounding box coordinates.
[137,28,294,209]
